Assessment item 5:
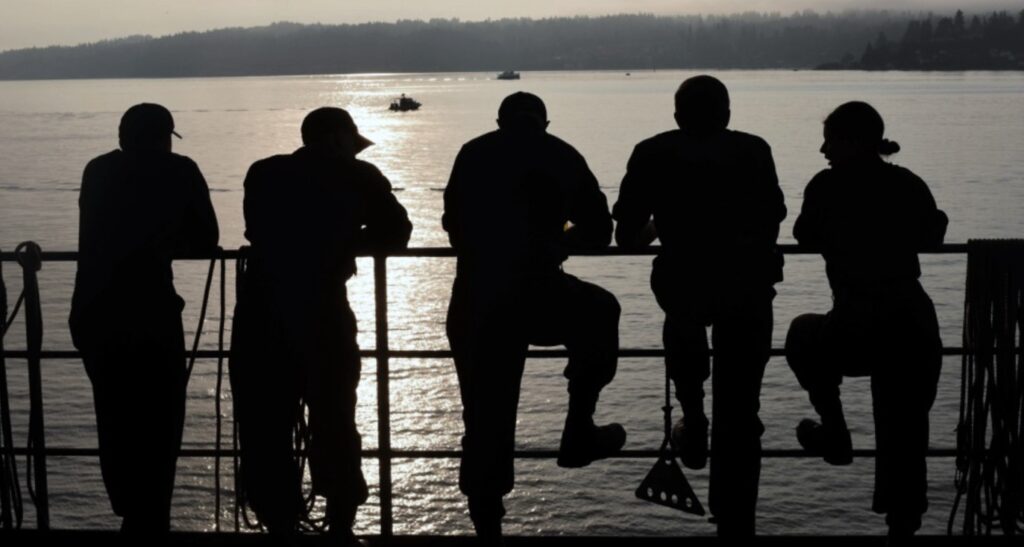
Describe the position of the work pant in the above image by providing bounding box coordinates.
[659,285,774,536]
[785,281,942,532]
[81,309,186,533]
[446,271,621,500]
[229,283,368,531]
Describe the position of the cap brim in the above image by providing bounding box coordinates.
[171,130,183,139]
[355,133,373,153]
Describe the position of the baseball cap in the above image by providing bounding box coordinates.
[301,107,374,152]
[119,103,181,145]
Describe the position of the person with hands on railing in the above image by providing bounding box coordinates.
[69,103,219,537]
[785,101,947,540]
[229,107,410,547]
[443,92,625,544]
[613,75,786,537]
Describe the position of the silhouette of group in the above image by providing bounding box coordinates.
[69,75,946,545]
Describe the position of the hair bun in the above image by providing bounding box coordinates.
[878,138,901,155]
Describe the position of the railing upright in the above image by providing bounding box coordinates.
[373,255,393,537]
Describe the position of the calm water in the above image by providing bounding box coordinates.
[1,70,1023,536]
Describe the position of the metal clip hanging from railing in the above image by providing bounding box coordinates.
[15,241,48,530]
[635,364,704,516]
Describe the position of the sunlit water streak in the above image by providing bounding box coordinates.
[0,70,1023,536]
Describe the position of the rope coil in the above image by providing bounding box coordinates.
[949,239,1024,535]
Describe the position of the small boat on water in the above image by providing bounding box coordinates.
[496,70,520,80]
[389,94,421,112]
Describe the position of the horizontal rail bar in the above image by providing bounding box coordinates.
[0,244,973,262]
[0,348,977,360]
[11,447,959,459]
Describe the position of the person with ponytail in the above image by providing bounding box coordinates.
[785,101,947,538]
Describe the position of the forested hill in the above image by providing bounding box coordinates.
[0,12,918,80]
[820,9,1024,70]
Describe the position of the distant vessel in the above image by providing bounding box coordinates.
[389,94,421,112]
[496,70,520,80]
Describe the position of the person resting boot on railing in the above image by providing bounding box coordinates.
[785,100,947,541]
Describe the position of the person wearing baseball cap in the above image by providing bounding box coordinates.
[443,92,625,542]
[230,106,409,546]
[71,102,219,536]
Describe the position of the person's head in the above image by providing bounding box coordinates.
[821,101,901,167]
[674,75,731,134]
[301,107,373,158]
[496,92,549,133]
[118,103,180,152]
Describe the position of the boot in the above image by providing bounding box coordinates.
[796,418,852,466]
[557,394,626,468]
[468,495,505,546]
[671,413,708,470]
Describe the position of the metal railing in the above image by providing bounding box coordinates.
[0,244,970,535]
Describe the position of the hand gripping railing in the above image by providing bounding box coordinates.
[0,243,971,536]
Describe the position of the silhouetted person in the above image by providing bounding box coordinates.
[229,107,410,546]
[443,92,626,542]
[785,101,946,538]
[613,75,786,536]
[69,103,219,534]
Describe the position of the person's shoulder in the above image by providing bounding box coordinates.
[351,158,386,179]
[247,153,293,174]
[84,149,123,169]
[460,130,502,151]
[634,129,684,151]
[725,129,772,152]
[542,132,586,158]
[166,151,203,171]
[803,168,834,194]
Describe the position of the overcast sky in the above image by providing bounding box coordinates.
[1,0,1013,52]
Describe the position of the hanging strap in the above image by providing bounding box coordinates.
[15,242,48,530]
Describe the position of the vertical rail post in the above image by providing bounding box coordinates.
[16,242,48,530]
[373,255,393,537]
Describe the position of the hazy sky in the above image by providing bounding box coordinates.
[1,0,1011,52]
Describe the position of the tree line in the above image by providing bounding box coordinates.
[0,12,917,80]
[820,9,1024,70]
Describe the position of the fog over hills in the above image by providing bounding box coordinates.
[0,10,1017,80]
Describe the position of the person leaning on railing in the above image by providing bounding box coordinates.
[68,103,220,536]
[443,92,626,544]
[229,107,411,547]
[785,101,948,540]
[613,75,786,537]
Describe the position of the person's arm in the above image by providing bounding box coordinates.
[793,172,827,251]
[441,147,466,249]
[77,160,102,259]
[753,141,787,246]
[612,143,656,249]
[358,164,412,254]
[183,159,219,253]
[564,152,612,250]
[910,172,948,249]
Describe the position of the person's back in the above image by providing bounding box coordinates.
[230,107,409,545]
[619,128,783,291]
[613,75,785,536]
[443,124,611,279]
[443,92,624,543]
[72,146,218,341]
[70,103,218,535]
[244,146,410,335]
[785,101,945,538]
[795,159,946,292]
